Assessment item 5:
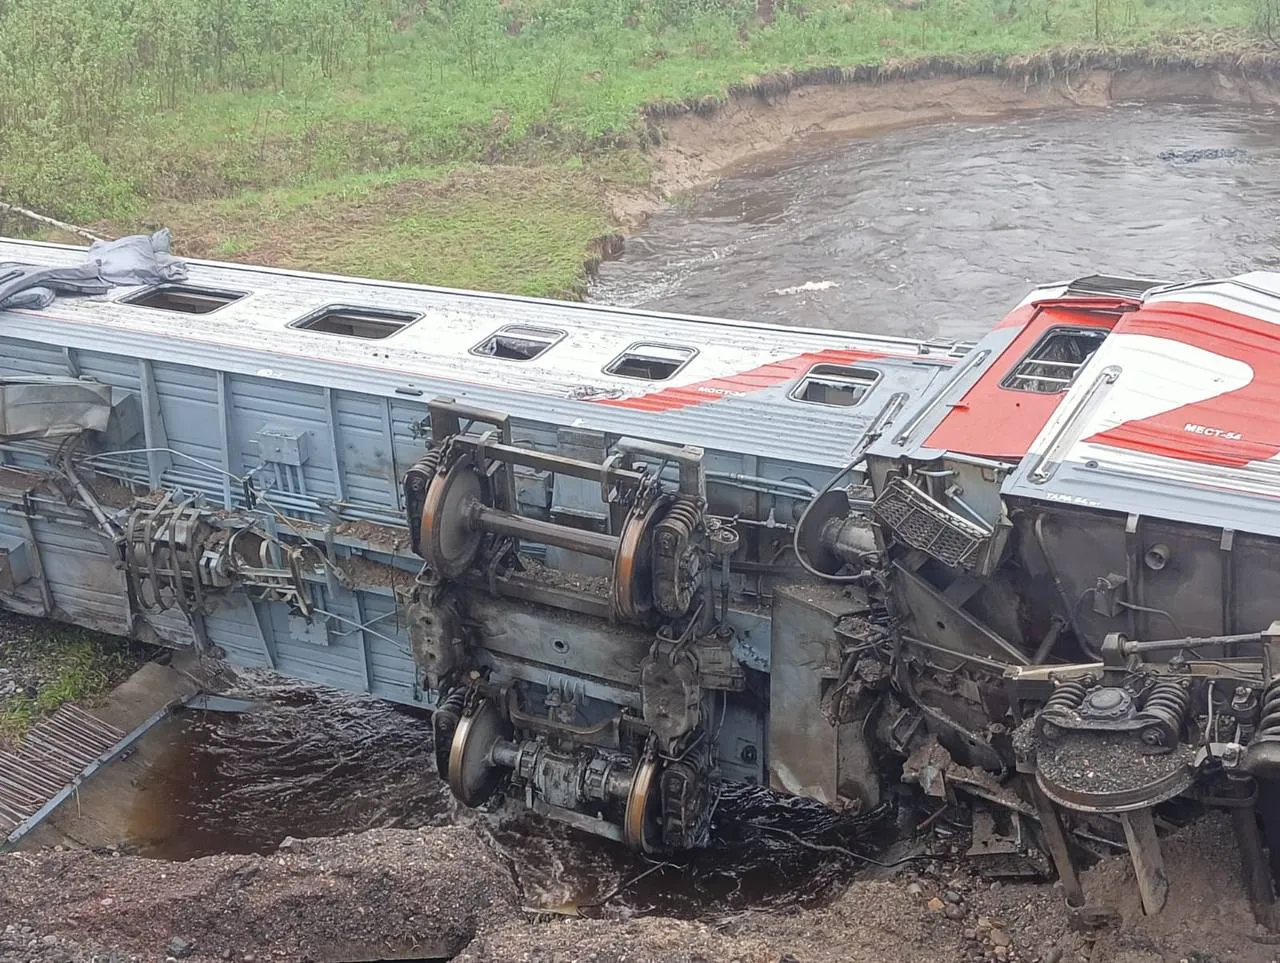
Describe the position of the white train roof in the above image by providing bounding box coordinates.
[0,239,964,470]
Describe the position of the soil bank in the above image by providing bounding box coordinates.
[637,57,1280,221]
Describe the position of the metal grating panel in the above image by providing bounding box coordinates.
[0,704,125,837]
[1062,274,1167,300]
[872,476,990,570]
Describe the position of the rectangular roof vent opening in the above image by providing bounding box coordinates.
[471,324,565,361]
[605,343,696,381]
[790,364,881,407]
[122,283,247,315]
[292,305,419,340]
[1001,326,1108,394]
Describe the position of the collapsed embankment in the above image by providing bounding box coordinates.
[0,814,1273,963]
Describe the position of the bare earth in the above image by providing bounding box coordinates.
[1,813,1275,963]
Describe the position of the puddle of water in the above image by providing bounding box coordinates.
[129,683,450,861]
[128,681,893,919]
[592,103,1280,340]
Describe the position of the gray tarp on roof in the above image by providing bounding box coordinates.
[0,229,188,311]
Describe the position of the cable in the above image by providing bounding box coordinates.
[1115,599,1185,639]
[76,445,366,588]
[746,824,958,867]
[310,605,413,658]
[791,444,876,583]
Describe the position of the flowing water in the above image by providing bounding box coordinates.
[130,100,1280,916]
[593,103,1280,340]
[129,681,894,918]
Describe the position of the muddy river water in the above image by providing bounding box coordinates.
[594,103,1280,339]
[129,102,1280,915]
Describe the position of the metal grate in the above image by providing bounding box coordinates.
[1063,275,1167,300]
[0,704,124,838]
[872,476,990,570]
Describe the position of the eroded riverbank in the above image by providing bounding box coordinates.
[641,55,1280,200]
[46,54,1280,298]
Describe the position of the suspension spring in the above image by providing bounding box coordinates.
[409,448,442,493]
[662,495,702,535]
[404,447,444,557]
[1258,678,1280,739]
[653,494,704,618]
[1137,679,1191,751]
[1142,679,1191,730]
[433,687,468,777]
[1045,676,1090,713]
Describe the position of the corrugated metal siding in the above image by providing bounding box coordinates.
[0,338,67,378]
[203,598,272,669]
[335,390,399,510]
[23,518,129,634]
[152,361,223,473]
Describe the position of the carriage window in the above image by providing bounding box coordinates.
[605,343,696,381]
[122,283,246,315]
[1001,327,1108,393]
[292,305,419,340]
[471,324,565,361]
[790,364,880,407]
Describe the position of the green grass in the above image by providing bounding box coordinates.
[0,0,1270,295]
[75,0,1264,205]
[144,163,618,297]
[0,625,140,746]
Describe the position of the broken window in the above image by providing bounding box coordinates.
[1001,327,1108,394]
[471,324,565,361]
[292,305,419,340]
[789,364,881,407]
[604,343,696,381]
[122,283,246,315]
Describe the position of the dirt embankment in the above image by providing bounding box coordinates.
[618,53,1280,228]
[1,812,1275,963]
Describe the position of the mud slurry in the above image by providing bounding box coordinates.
[1,814,1273,963]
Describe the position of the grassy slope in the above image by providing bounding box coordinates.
[0,0,1264,295]
[0,618,146,746]
[151,165,622,298]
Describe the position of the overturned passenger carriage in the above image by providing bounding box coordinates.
[3,238,1280,920]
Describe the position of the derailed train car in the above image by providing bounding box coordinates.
[1,238,1279,922]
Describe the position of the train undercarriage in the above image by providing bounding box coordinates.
[4,239,1280,925]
